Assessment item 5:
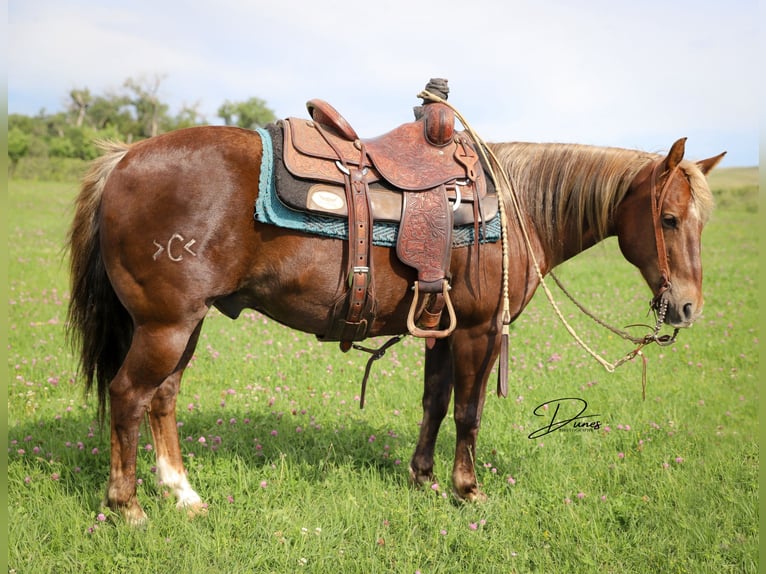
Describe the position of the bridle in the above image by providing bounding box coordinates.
[649,160,677,318]
[554,158,683,346]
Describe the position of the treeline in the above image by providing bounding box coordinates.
[8,74,276,180]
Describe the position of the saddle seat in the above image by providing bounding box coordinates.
[276,86,495,347]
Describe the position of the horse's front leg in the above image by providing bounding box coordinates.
[409,337,454,486]
[450,328,500,501]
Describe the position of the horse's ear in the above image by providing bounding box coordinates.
[697,151,727,175]
[663,137,687,171]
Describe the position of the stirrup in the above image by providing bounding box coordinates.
[406,280,457,339]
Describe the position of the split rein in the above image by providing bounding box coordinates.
[353,92,681,406]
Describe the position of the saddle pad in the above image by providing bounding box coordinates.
[255,127,501,248]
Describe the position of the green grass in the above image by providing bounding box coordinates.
[7,172,758,573]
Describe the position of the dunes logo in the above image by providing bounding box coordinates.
[528,398,603,439]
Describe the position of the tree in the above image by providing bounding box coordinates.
[166,102,207,131]
[124,74,169,138]
[68,88,92,127]
[217,97,276,129]
[8,127,29,174]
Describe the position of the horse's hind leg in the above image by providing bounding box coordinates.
[107,318,205,525]
[409,337,454,486]
[147,321,205,516]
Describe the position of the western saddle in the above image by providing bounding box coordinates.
[278,79,496,350]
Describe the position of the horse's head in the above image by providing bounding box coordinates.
[614,138,725,328]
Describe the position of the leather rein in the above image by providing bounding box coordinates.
[350,93,685,405]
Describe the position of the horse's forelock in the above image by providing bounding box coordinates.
[680,160,715,224]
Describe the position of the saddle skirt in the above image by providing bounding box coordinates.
[278,116,498,226]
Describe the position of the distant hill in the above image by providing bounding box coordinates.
[706,166,758,191]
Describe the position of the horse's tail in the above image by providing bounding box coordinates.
[66,140,133,424]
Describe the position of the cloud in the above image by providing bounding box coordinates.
[8,0,757,165]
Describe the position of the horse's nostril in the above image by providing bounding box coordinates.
[683,302,694,320]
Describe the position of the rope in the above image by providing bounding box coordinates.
[417,89,677,385]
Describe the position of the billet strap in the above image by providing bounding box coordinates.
[313,122,376,349]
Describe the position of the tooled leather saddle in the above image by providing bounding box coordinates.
[276,80,496,350]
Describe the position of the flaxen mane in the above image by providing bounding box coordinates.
[488,142,714,260]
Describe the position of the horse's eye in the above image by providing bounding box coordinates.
[662,214,678,229]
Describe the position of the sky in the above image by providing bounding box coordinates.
[7,0,759,166]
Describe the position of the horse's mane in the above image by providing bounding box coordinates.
[487,142,714,259]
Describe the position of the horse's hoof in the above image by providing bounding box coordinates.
[121,505,148,527]
[452,487,488,503]
[181,500,209,519]
[408,464,435,487]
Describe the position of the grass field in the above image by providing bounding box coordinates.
[7,167,759,573]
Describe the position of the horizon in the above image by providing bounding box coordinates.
[8,0,758,167]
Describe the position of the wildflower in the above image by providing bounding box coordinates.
[440,529,447,536]
[617,452,625,459]
[198,436,206,444]
[507,476,516,485]
[469,523,478,530]
[576,492,585,499]
[51,473,60,481]
[564,497,572,504]
[260,481,268,488]
[91,448,99,455]
[675,456,684,464]
[97,513,106,522]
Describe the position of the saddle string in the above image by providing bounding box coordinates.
[418,90,679,397]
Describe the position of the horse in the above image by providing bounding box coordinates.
[66,121,724,525]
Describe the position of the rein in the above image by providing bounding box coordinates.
[419,90,680,399]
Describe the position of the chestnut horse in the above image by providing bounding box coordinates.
[67,125,724,525]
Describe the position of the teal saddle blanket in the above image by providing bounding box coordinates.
[253,127,501,248]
